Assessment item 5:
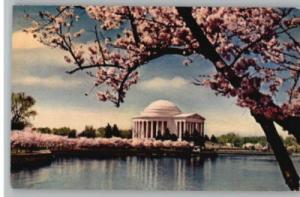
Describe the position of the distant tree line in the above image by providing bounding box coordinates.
[215,132,268,147]
[285,136,300,153]
[37,123,132,139]
[181,130,207,146]
[214,132,300,152]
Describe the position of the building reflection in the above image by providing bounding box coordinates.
[11,156,210,190]
[123,156,206,190]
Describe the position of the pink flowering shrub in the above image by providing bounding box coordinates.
[11,129,192,151]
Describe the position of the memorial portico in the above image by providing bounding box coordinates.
[132,100,205,141]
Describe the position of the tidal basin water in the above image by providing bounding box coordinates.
[11,155,300,191]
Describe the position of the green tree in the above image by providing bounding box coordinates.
[204,134,210,142]
[233,137,243,147]
[170,134,178,141]
[119,129,132,139]
[195,135,206,147]
[37,127,52,134]
[183,132,192,141]
[216,132,266,147]
[53,127,73,136]
[79,125,96,138]
[112,124,120,137]
[217,132,239,144]
[104,123,113,138]
[210,135,218,143]
[11,92,37,130]
[243,136,267,146]
[285,136,298,147]
[68,129,77,138]
[96,127,106,137]
[162,128,172,140]
[155,131,163,140]
[188,130,205,146]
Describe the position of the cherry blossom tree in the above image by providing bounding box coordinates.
[11,129,192,151]
[23,6,300,190]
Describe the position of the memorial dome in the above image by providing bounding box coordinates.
[140,100,182,117]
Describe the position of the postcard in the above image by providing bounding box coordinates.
[10,5,300,191]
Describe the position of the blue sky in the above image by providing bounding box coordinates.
[11,5,292,136]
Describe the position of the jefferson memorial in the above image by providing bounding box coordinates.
[132,100,205,141]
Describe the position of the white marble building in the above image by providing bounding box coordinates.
[132,100,205,141]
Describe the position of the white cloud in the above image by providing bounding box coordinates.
[12,30,94,50]
[12,34,97,70]
[12,31,45,49]
[12,45,69,70]
[13,75,82,88]
[139,76,189,91]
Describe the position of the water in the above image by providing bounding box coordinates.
[11,155,300,191]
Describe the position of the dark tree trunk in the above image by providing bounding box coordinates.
[176,7,300,142]
[251,112,299,191]
[275,117,300,143]
[176,6,300,190]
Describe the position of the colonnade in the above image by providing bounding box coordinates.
[175,120,204,140]
[132,120,167,139]
[132,119,204,141]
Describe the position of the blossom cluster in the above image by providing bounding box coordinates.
[11,129,192,151]
[25,6,300,117]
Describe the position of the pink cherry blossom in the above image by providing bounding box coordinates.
[11,128,192,150]
[24,6,300,136]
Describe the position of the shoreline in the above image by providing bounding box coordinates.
[215,149,275,156]
[13,147,299,171]
[11,150,54,170]
[11,148,216,170]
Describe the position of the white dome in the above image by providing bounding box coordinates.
[141,100,182,117]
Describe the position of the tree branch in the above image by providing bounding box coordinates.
[176,6,300,142]
[66,64,122,74]
[94,25,106,64]
[230,25,299,68]
[126,7,140,46]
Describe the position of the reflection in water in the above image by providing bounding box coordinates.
[11,169,50,188]
[11,156,300,190]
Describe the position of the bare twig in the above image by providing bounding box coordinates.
[66,64,122,74]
